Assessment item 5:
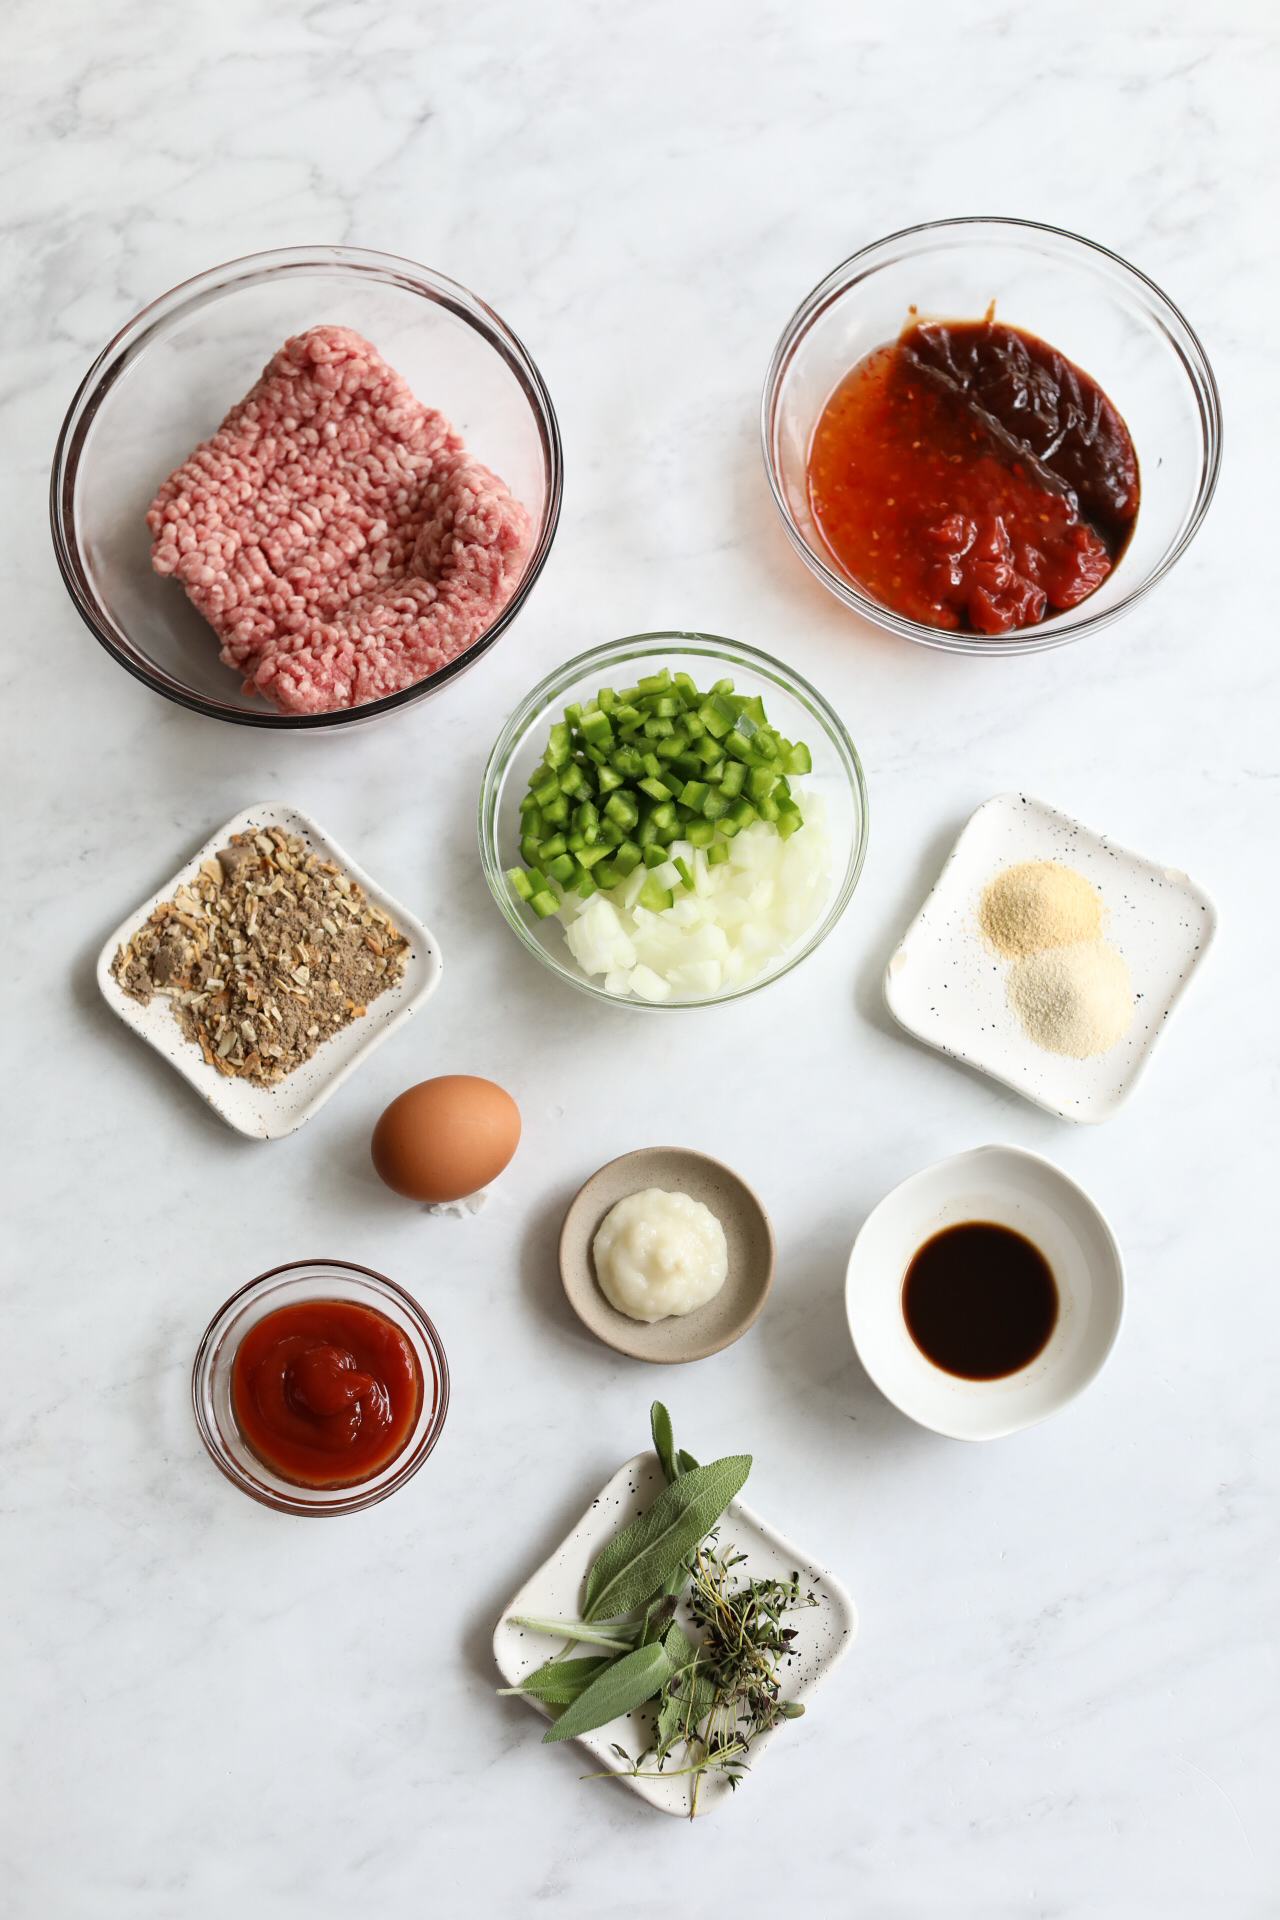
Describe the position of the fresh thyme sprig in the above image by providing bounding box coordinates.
[610,1541,817,1815]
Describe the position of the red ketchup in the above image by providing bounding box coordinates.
[806,317,1139,635]
[231,1299,422,1488]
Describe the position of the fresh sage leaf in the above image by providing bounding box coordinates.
[638,1593,677,1647]
[661,1621,698,1673]
[651,1400,680,1483]
[542,1639,673,1744]
[499,1656,613,1707]
[506,1613,636,1653]
[677,1449,699,1474]
[582,1454,752,1623]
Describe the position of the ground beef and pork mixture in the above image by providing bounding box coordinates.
[146,326,532,715]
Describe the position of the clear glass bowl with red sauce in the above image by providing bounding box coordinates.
[762,218,1221,655]
[192,1259,449,1515]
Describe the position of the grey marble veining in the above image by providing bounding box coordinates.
[3,2,1278,1914]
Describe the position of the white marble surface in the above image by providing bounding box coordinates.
[4,3,1278,1914]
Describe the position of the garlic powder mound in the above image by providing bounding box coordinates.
[1006,942,1133,1058]
[979,861,1103,958]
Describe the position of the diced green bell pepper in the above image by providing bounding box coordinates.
[543,721,571,769]
[604,791,640,830]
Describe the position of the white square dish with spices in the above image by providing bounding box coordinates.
[97,801,442,1140]
[883,792,1217,1122]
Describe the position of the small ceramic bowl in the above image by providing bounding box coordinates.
[558,1147,775,1362]
[845,1144,1124,1440]
[192,1258,450,1515]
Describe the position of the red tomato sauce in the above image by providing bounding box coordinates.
[231,1299,422,1488]
[806,318,1139,635]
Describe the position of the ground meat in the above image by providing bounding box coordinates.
[146,326,532,715]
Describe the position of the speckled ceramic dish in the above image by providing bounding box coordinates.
[493,1449,857,1817]
[97,801,442,1139]
[883,792,1217,1122]
[559,1147,775,1361]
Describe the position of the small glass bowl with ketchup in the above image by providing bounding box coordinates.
[762,217,1221,655]
[193,1259,449,1515]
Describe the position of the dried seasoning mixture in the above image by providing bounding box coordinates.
[111,829,409,1085]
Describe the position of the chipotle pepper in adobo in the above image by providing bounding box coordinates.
[807,317,1139,635]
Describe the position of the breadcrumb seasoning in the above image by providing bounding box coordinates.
[110,829,408,1085]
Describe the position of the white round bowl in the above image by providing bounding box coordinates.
[845,1144,1124,1441]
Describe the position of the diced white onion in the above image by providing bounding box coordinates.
[557,793,832,1003]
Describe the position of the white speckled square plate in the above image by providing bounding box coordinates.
[96,801,442,1140]
[883,792,1217,1123]
[493,1450,857,1818]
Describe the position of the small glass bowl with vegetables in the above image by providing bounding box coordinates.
[479,633,868,1007]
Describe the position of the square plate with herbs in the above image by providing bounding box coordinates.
[96,801,442,1140]
[493,1445,857,1817]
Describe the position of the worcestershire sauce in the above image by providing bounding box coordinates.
[903,1222,1058,1379]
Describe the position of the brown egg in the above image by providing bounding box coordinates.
[371,1076,521,1203]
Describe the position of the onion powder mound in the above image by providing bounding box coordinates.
[146,326,533,715]
[1006,941,1134,1058]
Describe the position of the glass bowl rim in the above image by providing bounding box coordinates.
[478,629,870,1009]
[191,1255,450,1516]
[760,213,1224,657]
[50,243,564,728]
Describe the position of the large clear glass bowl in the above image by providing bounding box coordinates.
[51,246,562,728]
[192,1258,450,1516]
[762,217,1222,656]
[479,632,869,1008]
